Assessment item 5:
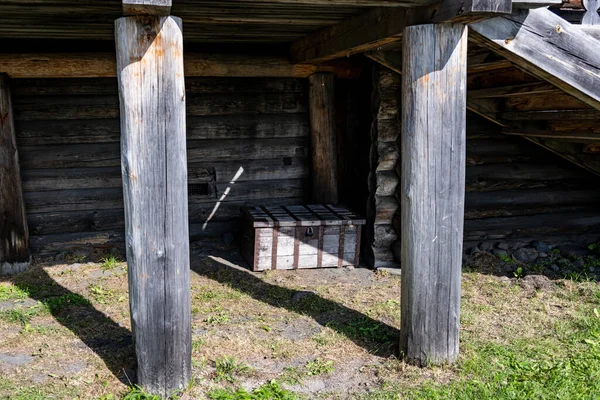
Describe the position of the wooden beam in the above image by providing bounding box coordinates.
[366,49,506,126]
[291,0,511,64]
[0,53,360,79]
[0,74,29,275]
[468,82,561,99]
[504,128,600,142]
[309,73,339,203]
[123,0,171,16]
[470,9,600,112]
[115,16,191,397]
[400,23,468,366]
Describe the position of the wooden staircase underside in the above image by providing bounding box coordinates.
[370,7,600,177]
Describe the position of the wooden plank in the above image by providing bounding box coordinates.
[468,82,561,99]
[0,74,29,275]
[123,0,171,16]
[115,16,190,397]
[0,53,360,79]
[14,114,308,145]
[291,0,511,64]
[400,24,467,366]
[470,9,600,112]
[18,138,309,169]
[503,128,600,142]
[308,73,338,203]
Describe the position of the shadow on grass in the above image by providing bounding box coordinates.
[190,254,400,357]
[0,266,135,384]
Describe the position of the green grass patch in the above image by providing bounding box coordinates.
[208,381,299,400]
[305,358,334,376]
[100,255,122,271]
[214,356,250,383]
[0,284,29,301]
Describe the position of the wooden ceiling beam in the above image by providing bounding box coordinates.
[0,52,361,79]
[290,0,512,64]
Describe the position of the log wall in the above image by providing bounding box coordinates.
[371,64,600,264]
[12,77,312,254]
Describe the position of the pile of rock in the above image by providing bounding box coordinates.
[465,240,600,280]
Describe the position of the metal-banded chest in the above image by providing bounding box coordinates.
[240,205,365,271]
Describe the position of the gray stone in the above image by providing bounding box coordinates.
[503,264,516,274]
[558,245,589,258]
[573,258,585,269]
[538,252,548,258]
[291,290,316,303]
[589,267,597,273]
[496,242,509,250]
[533,241,553,253]
[479,242,493,251]
[376,267,401,276]
[550,264,560,272]
[557,258,572,268]
[0,353,34,367]
[64,361,87,374]
[468,247,481,255]
[492,249,509,259]
[514,248,539,263]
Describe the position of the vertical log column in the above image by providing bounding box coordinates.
[115,16,191,396]
[400,24,468,366]
[308,73,338,204]
[0,74,29,275]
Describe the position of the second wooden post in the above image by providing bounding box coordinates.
[115,15,191,396]
[400,23,468,366]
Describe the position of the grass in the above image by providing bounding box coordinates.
[101,256,122,271]
[305,359,335,376]
[0,283,29,301]
[214,356,251,383]
[208,381,299,400]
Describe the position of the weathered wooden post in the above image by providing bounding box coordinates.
[308,73,338,204]
[0,74,30,276]
[115,1,191,395]
[400,23,467,366]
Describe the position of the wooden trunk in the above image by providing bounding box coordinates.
[241,205,365,271]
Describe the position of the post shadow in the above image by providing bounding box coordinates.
[1,267,135,384]
[190,255,400,357]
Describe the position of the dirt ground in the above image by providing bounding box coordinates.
[0,239,598,399]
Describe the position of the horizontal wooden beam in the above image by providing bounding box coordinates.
[468,82,561,99]
[123,0,171,15]
[470,9,600,112]
[504,128,600,142]
[0,53,360,79]
[291,0,512,64]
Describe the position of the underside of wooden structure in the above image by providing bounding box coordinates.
[1,0,600,395]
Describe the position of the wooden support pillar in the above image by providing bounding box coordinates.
[400,23,467,366]
[115,16,191,396]
[0,74,29,275]
[308,73,338,204]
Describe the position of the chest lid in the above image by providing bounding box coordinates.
[242,204,366,228]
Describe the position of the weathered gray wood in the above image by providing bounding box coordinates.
[0,53,360,79]
[123,0,171,16]
[0,74,29,275]
[470,9,600,112]
[290,1,510,64]
[400,23,467,366]
[309,73,338,204]
[583,0,600,24]
[115,15,190,397]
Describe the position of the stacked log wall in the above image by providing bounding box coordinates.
[371,65,600,264]
[12,77,311,254]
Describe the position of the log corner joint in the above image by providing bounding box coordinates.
[122,0,171,16]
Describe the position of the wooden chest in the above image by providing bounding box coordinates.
[240,205,365,271]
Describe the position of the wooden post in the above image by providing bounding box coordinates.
[0,74,29,275]
[115,16,191,396]
[308,73,338,204]
[400,23,467,366]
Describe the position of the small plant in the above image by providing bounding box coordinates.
[280,366,303,385]
[65,253,88,263]
[499,254,514,264]
[306,358,334,376]
[192,338,204,352]
[122,385,161,400]
[206,311,230,325]
[214,356,250,383]
[513,267,524,279]
[89,284,123,305]
[208,380,298,400]
[43,293,91,313]
[101,255,121,271]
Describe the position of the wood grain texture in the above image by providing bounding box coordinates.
[309,73,338,204]
[400,23,467,366]
[123,0,171,16]
[0,53,360,79]
[115,15,190,397]
[0,74,30,275]
[470,9,600,112]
